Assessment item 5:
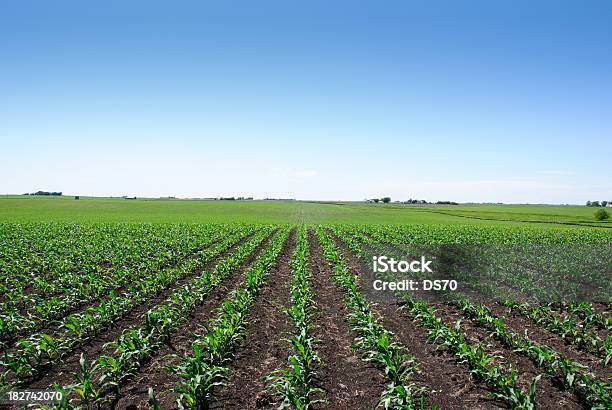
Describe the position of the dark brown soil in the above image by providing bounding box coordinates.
[454,289,611,383]
[209,228,296,409]
[422,300,583,409]
[112,229,290,409]
[508,310,611,359]
[24,230,274,392]
[307,229,386,409]
[330,233,497,408]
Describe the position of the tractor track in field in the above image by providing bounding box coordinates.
[210,228,296,409]
[112,229,286,409]
[306,229,385,410]
[23,229,274,392]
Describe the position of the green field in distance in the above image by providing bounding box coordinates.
[0,196,610,229]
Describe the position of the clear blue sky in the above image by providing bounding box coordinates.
[1,0,610,203]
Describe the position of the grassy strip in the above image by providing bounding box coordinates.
[162,226,291,409]
[316,227,427,409]
[267,225,322,409]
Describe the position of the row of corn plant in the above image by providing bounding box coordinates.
[163,227,291,409]
[341,224,612,408]
[502,300,611,364]
[549,301,611,332]
[0,225,255,388]
[353,223,611,361]
[49,226,280,409]
[0,224,233,350]
[0,226,264,390]
[554,301,610,331]
[454,299,611,409]
[352,223,612,350]
[84,227,278,407]
[315,227,428,409]
[0,224,223,343]
[0,223,165,308]
[267,225,323,409]
[331,226,539,409]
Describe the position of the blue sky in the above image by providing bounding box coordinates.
[1,0,610,203]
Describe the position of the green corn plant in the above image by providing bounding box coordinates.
[37,333,62,360]
[148,386,162,410]
[97,355,125,396]
[315,227,428,408]
[166,228,289,409]
[267,226,324,409]
[68,353,102,408]
[167,345,228,410]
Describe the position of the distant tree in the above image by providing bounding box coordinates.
[586,200,592,207]
[372,198,380,203]
[592,201,600,207]
[602,200,608,207]
[31,191,62,196]
[382,197,391,203]
[594,209,609,221]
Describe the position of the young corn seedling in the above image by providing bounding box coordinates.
[267,226,324,409]
[149,386,162,410]
[68,353,103,409]
[316,227,428,409]
[166,345,228,410]
[167,228,290,409]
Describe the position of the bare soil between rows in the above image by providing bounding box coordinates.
[307,229,386,409]
[356,231,605,407]
[210,228,297,409]
[22,230,272,395]
[330,232,503,409]
[113,229,283,409]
